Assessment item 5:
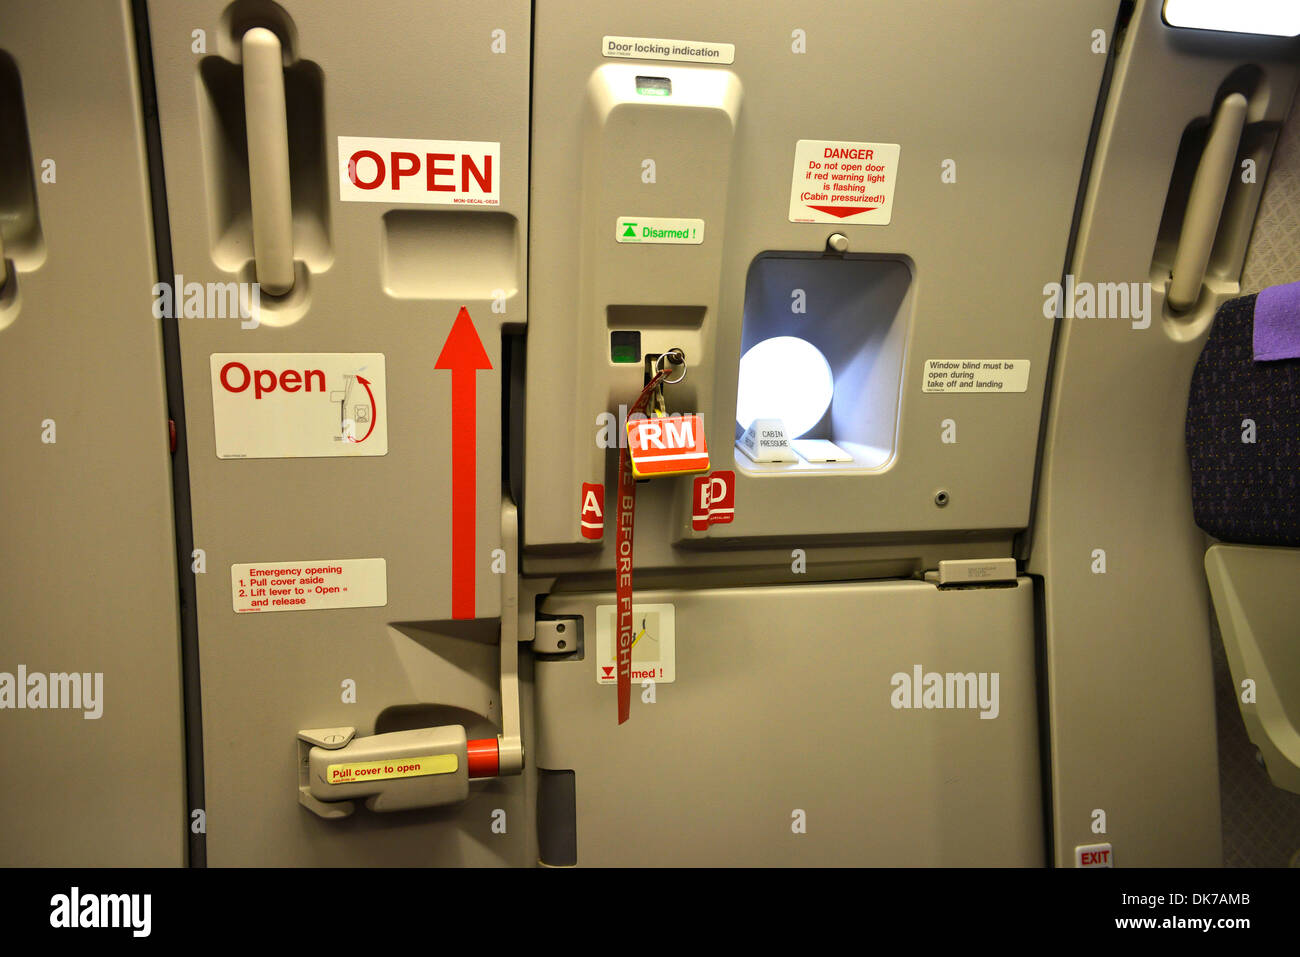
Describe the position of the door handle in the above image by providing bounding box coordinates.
[1167,92,1248,311]
[242,27,294,296]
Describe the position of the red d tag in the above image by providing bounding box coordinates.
[692,470,735,530]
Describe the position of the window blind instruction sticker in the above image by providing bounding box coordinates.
[232,558,387,613]
[596,602,676,684]
[210,353,386,459]
[616,216,704,245]
[789,139,900,225]
[923,360,1031,393]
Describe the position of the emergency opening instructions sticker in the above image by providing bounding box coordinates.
[210,353,387,459]
[232,558,387,613]
[789,139,900,225]
[616,216,704,245]
[923,359,1031,393]
[596,602,676,684]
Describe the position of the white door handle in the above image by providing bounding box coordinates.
[1167,92,1248,311]
[242,27,294,296]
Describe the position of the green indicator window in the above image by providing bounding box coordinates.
[611,331,641,363]
[635,76,671,97]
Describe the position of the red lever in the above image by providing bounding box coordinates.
[467,738,499,778]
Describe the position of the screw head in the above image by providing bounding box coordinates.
[934,490,950,507]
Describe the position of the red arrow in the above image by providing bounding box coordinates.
[351,376,377,443]
[436,307,492,619]
[602,666,614,677]
[805,204,881,218]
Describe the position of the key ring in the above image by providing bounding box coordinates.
[656,348,687,385]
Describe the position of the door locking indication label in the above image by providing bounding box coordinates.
[616,216,705,245]
[602,36,735,65]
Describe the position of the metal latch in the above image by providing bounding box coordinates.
[534,617,582,654]
[923,558,1017,587]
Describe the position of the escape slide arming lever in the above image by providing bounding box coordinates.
[296,495,524,819]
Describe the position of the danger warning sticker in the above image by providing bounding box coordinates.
[210,354,386,459]
[596,602,675,685]
[789,139,900,225]
[231,558,387,613]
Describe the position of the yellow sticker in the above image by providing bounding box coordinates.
[326,754,458,785]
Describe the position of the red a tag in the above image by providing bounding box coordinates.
[580,483,604,539]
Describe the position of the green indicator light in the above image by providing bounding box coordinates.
[635,76,672,97]
[611,331,641,363]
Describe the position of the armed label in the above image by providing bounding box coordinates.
[596,602,676,685]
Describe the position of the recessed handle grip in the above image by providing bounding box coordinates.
[1167,92,1248,312]
[242,27,294,296]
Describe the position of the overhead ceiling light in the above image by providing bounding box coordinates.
[736,336,834,439]
[1164,0,1300,37]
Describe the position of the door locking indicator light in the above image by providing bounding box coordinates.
[635,76,672,97]
[611,330,641,363]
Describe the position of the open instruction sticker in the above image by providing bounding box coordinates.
[596,602,676,684]
[211,353,387,458]
[338,136,499,207]
[789,139,900,225]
